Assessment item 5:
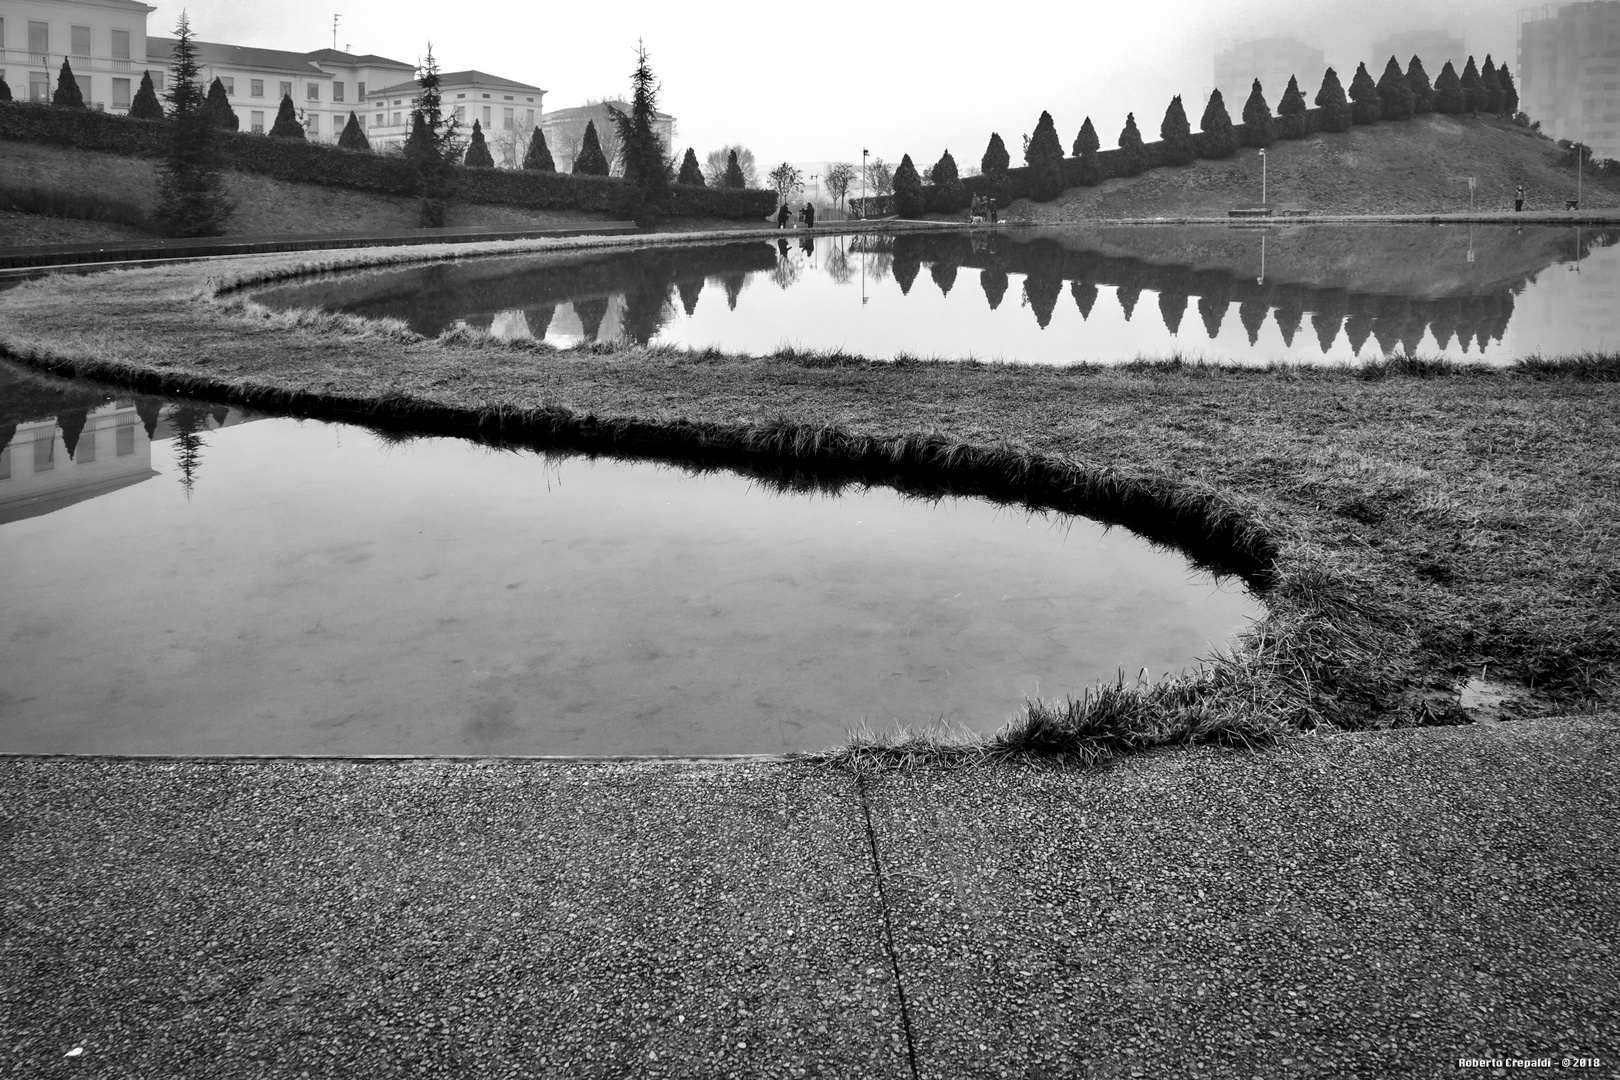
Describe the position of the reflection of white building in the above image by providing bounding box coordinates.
[0,0,156,111]
[0,402,155,525]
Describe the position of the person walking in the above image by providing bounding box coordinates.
[804,202,815,228]
[777,202,791,229]
[1515,184,1526,212]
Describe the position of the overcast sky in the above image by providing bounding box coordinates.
[148,0,1527,171]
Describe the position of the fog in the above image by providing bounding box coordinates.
[149,0,1525,173]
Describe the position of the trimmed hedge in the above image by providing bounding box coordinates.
[0,100,775,219]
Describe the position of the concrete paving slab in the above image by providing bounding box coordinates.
[862,717,1620,1080]
[0,759,911,1079]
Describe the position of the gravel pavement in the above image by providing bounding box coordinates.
[3,717,1617,1079]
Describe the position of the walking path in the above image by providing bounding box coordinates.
[0,222,639,274]
[4,716,1615,1079]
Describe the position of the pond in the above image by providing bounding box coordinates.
[254,224,1620,365]
[0,365,1259,756]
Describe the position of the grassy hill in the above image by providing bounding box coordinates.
[0,141,616,246]
[1017,114,1620,222]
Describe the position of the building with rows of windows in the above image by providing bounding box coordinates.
[0,0,155,112]
[366,70,544,155]
[1518,1,1620,158]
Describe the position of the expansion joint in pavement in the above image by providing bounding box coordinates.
[854,769,921,1080]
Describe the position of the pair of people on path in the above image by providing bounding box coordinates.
[777,202,815,229]
[970,193,998,225]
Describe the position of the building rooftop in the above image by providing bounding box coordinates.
[541,100,673,122]
[147,37,330,78]
[371,70,544,98]
[302,48,414,70]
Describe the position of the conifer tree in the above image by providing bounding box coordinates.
[1160,95,1195,165]
[129,70,162,119]
[1460,56,1485,114]
[1498,64,1519,116]
[1348,62,1381,124]
[338,111,371,150]
[407,46,460,226]
[605,41,670,216]
[202,76,238,130]
[0,73,11,102]
[1200,88,1238,157]
[1377,56,1416,120]
[269,93,305,138]
[892,153,924,217]
[155,13,232,237]
[523,126,556,171]
[53,59,86,108]
[1406,55,1435,114]
[463,119,494,166]
[722,149,745,188]
[1481,55,1504,115]
[1314,67,1352,132]
[981,132,1010,177]
[1276,75,1307,138]
[1073,116,1099,156]
[1241,79,1274,146]
[677,147,704,185]
[930,149,965,211]
[1117,112,1145,174]
[1024,110,1065,200]
[1434,60,1465,114]
[573,119,610,175]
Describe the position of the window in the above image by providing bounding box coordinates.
[220,77,234,95]
[503,107,513,130]
[28,20,48,61]
[481,92,490,99]
[112,78,130,108]
[376,112,386,126]
[455,93,465,99]
[251,78,263,97]
[357,114,365,129]
[306,114,319,134]
[152,71,165,90]
[111,29,130,69]
[306,82,319,101]
[503,95,513,101]
[333,81,344,102]
[280,80,292,99]
[453,105,464,121]
[526,109,534,123]
[116,424,135,457]
[34,433,54,473]
[482,105,491,125]
[390,111,400,126]
[30,71,49,102]
[77,430,96,464]
[0,17,5,51]
[357,81,365,99]
[251,110,264,133]
[71,25,91,57]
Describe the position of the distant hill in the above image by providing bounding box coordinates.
[1016,115,1620,221]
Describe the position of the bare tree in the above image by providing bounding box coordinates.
[491,114,536,169]
[768,161,804,203]
[704,144,757,188]
[547,98,626,176]
[863,156,894,196]
[823,162,857,210]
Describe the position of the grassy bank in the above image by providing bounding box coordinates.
[1,231,1615,764]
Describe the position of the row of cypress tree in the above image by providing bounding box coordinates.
[880,51,1525,212]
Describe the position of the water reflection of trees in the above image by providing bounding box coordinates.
[869,229,1612,357]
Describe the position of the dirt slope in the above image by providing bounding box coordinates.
[1019,114,1620,221]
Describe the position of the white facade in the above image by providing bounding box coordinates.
[145,37,413,141]
[367,70,545,154]
[0,0,155,112]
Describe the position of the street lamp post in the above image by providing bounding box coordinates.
[861,148,868,220]
[1259,148,1266,206]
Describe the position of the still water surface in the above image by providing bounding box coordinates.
[0,382,1257,755]
[256,224,1620,364]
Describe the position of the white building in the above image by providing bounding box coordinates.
[367,69,544,154]
[1519,1,1620,157]
[146,37,413,140]
[0,0,155,112]
[1212,37,1325,106]
[537,100,672,174]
